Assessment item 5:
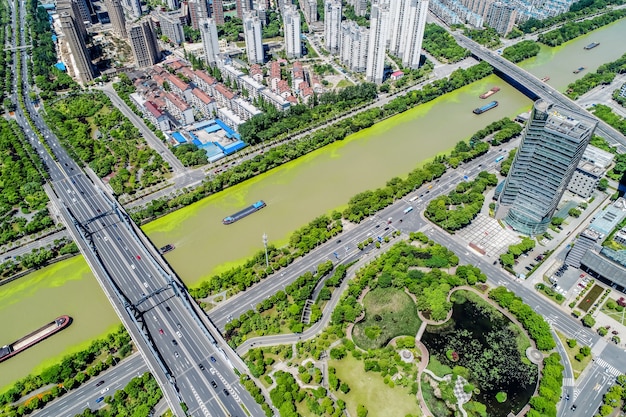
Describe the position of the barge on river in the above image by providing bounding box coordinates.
[223,201,266,225]
[0,316,72,363]
[473,101,498,115]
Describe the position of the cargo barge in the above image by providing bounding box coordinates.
[473,101,498,115]
[0,316,72,363]
[479,86,500,99]
[573,67,586,74]
[159,244,175,254]
[223,200,266,225]
[584,42,599,50]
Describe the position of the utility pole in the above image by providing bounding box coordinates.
[263,232,269,268]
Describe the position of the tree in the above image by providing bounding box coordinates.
[568,208,581,218]
[551,217,564,226]
[582,314,596,328]
[357,404,368,417]
[598,178,609,191]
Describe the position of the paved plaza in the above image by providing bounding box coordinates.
[457,214,521,258]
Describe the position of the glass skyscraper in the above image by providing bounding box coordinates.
[496,100,598,236]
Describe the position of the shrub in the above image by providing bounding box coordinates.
[567,339,577,348]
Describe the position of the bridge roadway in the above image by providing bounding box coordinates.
[452,33,626,152]
[10,2,261,416]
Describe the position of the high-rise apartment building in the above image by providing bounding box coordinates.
[167,0,179,10]
[158,12,185,44]
[73,0,92,26]
[389,0,428,69]
[199,18,220,66]
[324,0,342,54]
[243,12,264,64]
[299,0,317,23]
[104,0,127,38]
[496,100,598,236]
[236,0,253,18]
[59,12,94,83]
[365,2,389,84]
[339,20,368,72]
[347,0,368,16]
[129,19,160,67]
[125,0,142,18]
[189,0,209,29]
[485,2,516,35]
[211,0,225,24]
[57,0,88,42]
[283,4,302,59]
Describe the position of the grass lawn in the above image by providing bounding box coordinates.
[601,299,626,326]
[330,355,420,417]
[426,356,453,378]
[556,331,592,379]
[352,288,421,350]
[578,284,604,312]
[335,79,354,89]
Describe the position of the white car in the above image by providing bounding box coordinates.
[100,387,109,394]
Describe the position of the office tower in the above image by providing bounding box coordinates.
[496,100,598,236]
[243,12,264,64]
[57,0,88,42]
[283,4,302,59]
[199,18,220,66]
[236,0,253,18]
[59,12,94,83]
[339,20,368,72]
[324,0,341,54]
[190,0,209,29]
[126,0,142,18]
[365,2,389,84]
[299,0,317,23]
[104,0,127,38]
[485,2,516,35]
[159,12,185,44]
[129,20,160,67]
[211,0,225,24]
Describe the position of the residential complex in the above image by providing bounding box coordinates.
[129,19,160,67]
[283,4,302,59]
[158,11,185,45]
[199,18,220,66]
[365,2,390,84]
[243,12,264,64]
[496,100,597,236]
[324,0,342,54]
[485,2,517,35]
[299,0,318,23]
[212,0,225,24]
[104,0,126,38]
[189,0,210,29]
[340,21,369,73]
[59,11,93,83]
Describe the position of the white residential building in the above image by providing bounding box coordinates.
[365,2,390,83]
[324,0,342,54]
[158,12,185,44]
[283,4,302,59]
[199,18,220,66]
[340,20,369,73]
[243,12,264,64]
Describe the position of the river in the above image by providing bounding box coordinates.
[1,18,625,391]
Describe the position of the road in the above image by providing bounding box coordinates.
[9,2,263,416]
[32,353,148,417]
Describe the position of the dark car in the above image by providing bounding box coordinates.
[210,356,217,362]
[223,389,230,396]
[199,363,205,371]
[172,340,178,346]
[96,380,105,387]
[211,380,218,388]
[571,404,577,411]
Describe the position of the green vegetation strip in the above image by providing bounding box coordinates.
[502,40,541,63]
[537,9,626,46]
[566,52,626,99]
[423,24,470,63]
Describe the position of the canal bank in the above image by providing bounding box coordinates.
[2,18,625,390]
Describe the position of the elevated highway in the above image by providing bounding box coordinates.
[452,33,626,152]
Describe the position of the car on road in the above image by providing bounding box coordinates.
[172,340,178,346]
[95,397,105,404]
[571,404,576,411]
[210,356,216,362]
[96,380,105,387]
[174,351,180,358]
[199,363,205,370]
[159,329,164,335]
[223,389,230,396]
[100,387,109,394]
[210,380,218,388]
[136,255,141,260]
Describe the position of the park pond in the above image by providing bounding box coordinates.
[420,291,538,416]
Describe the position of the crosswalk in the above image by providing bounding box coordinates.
[562,377,575,387]
[595,358,623,378]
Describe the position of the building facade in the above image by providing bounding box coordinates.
[402,0,428,69]
[211,0,225,24]
[104,0,127,38]
[60,11,94,83]
[365,2,390,84]
[243,12,264,64]
[299,0,317,23]
[283,4,302,59]
[236,0,253,18]
[189,0,209,29]
[129,20,160,67]
[496,100,598,235]
[57,0,88,42]
[159,12,185,44]
[485,1,516,35]
[324,0,342,54]
[339,20,368,72]
[199,18,220,66]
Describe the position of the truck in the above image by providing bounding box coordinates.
[495,155,505,163]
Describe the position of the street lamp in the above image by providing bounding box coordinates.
[263,233,269,268]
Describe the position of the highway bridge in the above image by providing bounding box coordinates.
[9,1,262,416]
[452,33,626,152]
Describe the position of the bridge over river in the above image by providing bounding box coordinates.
[452,33,626,152]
